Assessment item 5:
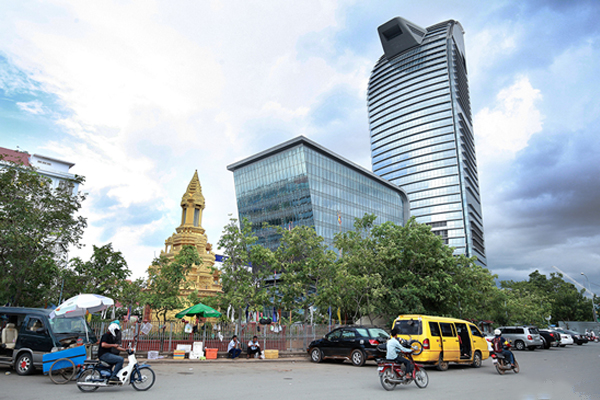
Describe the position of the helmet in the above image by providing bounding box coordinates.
[494,329,501,336]
[108,322,120,337]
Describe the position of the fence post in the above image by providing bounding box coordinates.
[168,322,173,353]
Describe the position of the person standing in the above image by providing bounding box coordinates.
[228,335,242,359]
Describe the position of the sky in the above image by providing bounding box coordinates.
[1,0,599,294]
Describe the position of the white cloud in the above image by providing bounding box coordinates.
[474,76,544,161]
[16,100,45,115]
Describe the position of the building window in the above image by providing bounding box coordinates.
[194,209,200,227]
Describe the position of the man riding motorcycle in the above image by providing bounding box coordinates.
[492,329,515,368]
[386,326,414,379]
[98,321,128,382]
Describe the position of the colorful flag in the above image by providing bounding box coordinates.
[337,212,341,225]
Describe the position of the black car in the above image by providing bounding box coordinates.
[556,328,587,345]
[539,329,560,349]
[307,326,389,366]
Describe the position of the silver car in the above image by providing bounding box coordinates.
[497,326,544,351]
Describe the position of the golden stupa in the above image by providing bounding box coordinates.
[160,171,222,302]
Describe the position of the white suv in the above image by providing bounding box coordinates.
[496,326,543,351]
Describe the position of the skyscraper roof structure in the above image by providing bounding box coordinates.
[368,17,486,265]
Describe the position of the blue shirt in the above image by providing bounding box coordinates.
[386,337,412,360]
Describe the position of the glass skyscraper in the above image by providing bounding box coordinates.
[368,17,486,265]
[227,136,410,251]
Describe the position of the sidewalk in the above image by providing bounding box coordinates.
[139,351,309,364]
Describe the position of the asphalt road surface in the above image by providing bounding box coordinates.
[2,343,599,400]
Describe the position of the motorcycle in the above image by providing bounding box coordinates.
[489,342,519,375]
[377,340,429,391]
[77,348,155,392]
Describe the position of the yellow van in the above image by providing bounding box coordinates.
[391,314,489,370]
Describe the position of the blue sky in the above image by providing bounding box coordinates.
[1,0,600,294]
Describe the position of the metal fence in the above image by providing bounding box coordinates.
[89,320,340,353]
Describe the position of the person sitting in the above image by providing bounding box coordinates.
[492,329,515,367]
[386,327,414,379]
[227,335,242,359]
[98,322,127,382]
[247,336,261,359]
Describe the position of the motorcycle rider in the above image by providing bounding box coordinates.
[99,321,128,382]
[492,329,515,368]
[386,326,414,379]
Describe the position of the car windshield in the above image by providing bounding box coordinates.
[367,328,390,339]
[48,316,92,334]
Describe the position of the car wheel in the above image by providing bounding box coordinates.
[576,342,583,346]
[350,349,366,366]
[15,353,35,375]
[310,348,323,363]
[436,353,449,371]
[514,340,525,351]
[471,351,482,368]
[560,345,566,347]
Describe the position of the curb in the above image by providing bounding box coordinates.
[140,356,309,364]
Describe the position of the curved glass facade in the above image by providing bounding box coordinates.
[368,18,486,265]
[228,137,409,252]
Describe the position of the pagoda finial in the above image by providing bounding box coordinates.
[181,170,205,209]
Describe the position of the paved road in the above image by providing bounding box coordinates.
[2,344,599,400]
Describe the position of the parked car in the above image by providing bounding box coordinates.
[558,332,574,346]
[556,328,587,345]
[539,329,560,349]
[307,326,389,366]
[0,307,97,375]
[496,326,543,351]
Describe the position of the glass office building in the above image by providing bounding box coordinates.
[227,136,410,251]
[368,17,486,265]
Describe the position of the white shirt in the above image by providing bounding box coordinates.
[227,339,238,352]
[248,340,260,350]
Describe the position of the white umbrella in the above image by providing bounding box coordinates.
[49,294,114,319]
[49,294,115,343]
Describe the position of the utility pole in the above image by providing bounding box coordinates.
[581,272,598,322]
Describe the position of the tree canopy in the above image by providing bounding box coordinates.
[0,160,87,306]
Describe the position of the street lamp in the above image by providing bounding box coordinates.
[581,272,596,321]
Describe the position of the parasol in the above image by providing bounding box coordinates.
[49,294,115,343]
[49,294,115,319]
[175,303,221,319]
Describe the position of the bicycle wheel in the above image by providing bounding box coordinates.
[49,358,76,384]
[131,367,156,391]
[77,369,101,392]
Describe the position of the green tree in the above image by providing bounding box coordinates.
[276,225,336,325]
[216,218,271,328]
[144,245,200,325]
[501,270,592,324]
[116,278,147,318]
[332,214,385,324]
[0,159,86,306]
[62,243,131,301]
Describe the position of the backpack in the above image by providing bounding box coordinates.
[492,337,503,352]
